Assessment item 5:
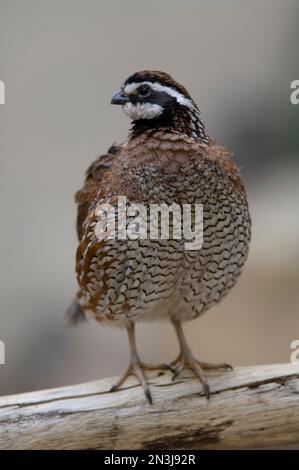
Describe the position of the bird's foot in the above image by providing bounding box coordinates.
[167,353,233,400]
[110,360,168,404]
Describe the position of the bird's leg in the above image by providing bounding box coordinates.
[169,318,233,399]
[110,321,153,403]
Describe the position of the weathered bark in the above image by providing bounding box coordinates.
[0,363,299,450]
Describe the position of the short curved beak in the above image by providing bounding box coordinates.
[111,90,129,105]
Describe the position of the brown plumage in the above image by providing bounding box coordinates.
[67,71,251,402]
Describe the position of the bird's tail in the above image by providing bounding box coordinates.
[64,297,87,326]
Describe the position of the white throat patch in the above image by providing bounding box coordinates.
[123,102,163,120]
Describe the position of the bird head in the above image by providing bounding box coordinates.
[111,70,196,121]
[111,70,208,143]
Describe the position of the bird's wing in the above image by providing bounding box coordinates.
[75,144,121,240]
[66,144,120,326]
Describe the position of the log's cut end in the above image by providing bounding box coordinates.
[0,363,299,450]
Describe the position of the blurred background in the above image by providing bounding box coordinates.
[0,0,298,397]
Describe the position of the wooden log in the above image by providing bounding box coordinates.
[0,363,299,450]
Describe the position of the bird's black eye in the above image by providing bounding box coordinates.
[138,85,151,97]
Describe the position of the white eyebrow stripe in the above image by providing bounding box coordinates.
[124,81,195,110]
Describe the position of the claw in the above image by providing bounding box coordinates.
[203,383,211,400]
[145,387,153,405]
[172,362,184,381]
[163,363,176,374]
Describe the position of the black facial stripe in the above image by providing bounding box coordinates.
[129,90,178,107]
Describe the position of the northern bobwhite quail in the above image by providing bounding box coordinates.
[66,70,251,403]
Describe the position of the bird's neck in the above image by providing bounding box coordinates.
[129,106,209,143]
